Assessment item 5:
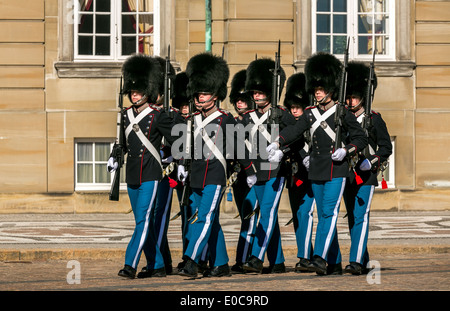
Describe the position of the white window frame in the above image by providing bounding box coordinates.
[312,0,396,61]
[73,0,160,62]
[75,140,126,191]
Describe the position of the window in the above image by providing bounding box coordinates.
[74,0,160,61]
[312,0,395,60]
[75,141,126,191]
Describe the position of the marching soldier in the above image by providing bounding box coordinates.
[228,69,259,273]
[267,52,367,275]
[343,61,392,275]
[171,71,193,261]
[178,52,257,278]
[240,58,297,274]
[108,54,178,279]
[282,72,316,272]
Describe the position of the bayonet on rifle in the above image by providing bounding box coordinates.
[334,37,350,150]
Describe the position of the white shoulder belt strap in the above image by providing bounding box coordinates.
[125,107,163,171]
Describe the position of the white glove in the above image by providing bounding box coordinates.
[268,149,284,163]
[246,174,257,188]
[331,148,347,161]
[178,165,188,182]
[266,142,279,156]
[107,157,118,173]
[302,156,310,171]
[359,159,372,171]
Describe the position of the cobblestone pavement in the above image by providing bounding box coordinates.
[0,211,449,295]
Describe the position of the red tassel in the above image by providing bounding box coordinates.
[381,176,388,189]
[294,176,303,187]
[354,171,363,185]
[168,177,178,188]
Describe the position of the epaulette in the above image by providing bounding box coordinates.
[218,107,230,115]
[171,107,180,113]
[242,109,256,115]
[371,110,380,115]
[277,105,287,111]
[150,104,163,111]
[305,105,315,111]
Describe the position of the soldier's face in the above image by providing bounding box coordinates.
[130,90,145,104]
[236,99,248,110]
[253,91,269,106]
[314,87,327,101]
[290,106,303,118]
[180,104,190,115]
[194,93,217,111]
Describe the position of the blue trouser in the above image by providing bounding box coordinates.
[125,181,164,270]
[153,177,173,268]
[311,178,346,264]
[184,185,228,267]
[250,177,285,265]
[235,186,259,265]
[288,183,315,259]
[343,184,374,265]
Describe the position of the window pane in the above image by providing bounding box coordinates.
[96,0,111,12]
[333,15,346,33]
[77,143,93,161]
[95,143,110,161]
[333,36,347,54]
[78,36,93,55]
[122,14,137,34]
[77,164,93,183]
[358,14,372,34]
[139,36,153,54]
[375,14,387,34]
[95,164,110,183]
[140,0,154,12]
[333,0,347,12]
[95,36,110,55]
[96,14,111,34]
[79,0,93,12]
[79,14,93,33]
[317,14,330,33]
[317,0,330,12]
[122,36,136,55]
[358,0,373,13]
[317,35,330,53]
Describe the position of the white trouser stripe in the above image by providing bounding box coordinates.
[304,199,316,258]
[241,199,259,263]
[258,177,285,260]
[356,185,375,263]
[157,188,173,246]
[322,178,346,259]
[191,185,222,260]
[132,181,159,268]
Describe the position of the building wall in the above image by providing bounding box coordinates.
[0,0,449,213]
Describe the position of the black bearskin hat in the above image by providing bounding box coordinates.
[346,61,378,99]
[284,72,309,110]
[229,69,252,106]
[305,52,342,100]
[122,54,162,104]
[245,58,286,100]
[186,52,229,101]
[172,71,189,109]
[154,56,176,98]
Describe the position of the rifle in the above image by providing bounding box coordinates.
[179,98,195,209]
[269,40,282,125]
[109,76,125,201]
[334,37,350,150]
[164,45,172,119]
[361,49,376,158]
